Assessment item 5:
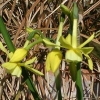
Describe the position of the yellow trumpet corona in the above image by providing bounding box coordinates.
[46,49,62,73]
[10,48,27,62]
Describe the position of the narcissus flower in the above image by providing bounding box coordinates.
[59,19,94,70]
[46,49,62,73]
[0,42,43,77]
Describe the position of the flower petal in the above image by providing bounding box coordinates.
[25,57,37,65]
[65,49,82,62]
[8,52,13,59]
[50,50,62,73]
[10,48,27,62]
[80,47,94,54]
[2,62,22,77]
[59,36,72,49]
[46,49,62,73]
[2,62,17,70]
[10,65,22,77]
[78,33,94,48]
[65,33,71,45]
[24,65,44,76]
[84,54,93,70]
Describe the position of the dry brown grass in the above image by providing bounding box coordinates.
[0,0,100,100]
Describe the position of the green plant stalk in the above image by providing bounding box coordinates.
[25,38,43,50]
[71,3,83,100]
[0,16,41,100]
[76,62,83,100]
[55,13,65,100]
[54,69,62,100]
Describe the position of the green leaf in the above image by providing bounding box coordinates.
[80,47,94,54]
[69,62,77,81]
[59,36,72,49]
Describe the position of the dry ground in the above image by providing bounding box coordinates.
[0,0,100,100]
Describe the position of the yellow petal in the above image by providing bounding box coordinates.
[84,54,93,70]
[8,52,13,59]
[78,33,94,48]
[46,49,62,73]
[24,65,44,76]
[65,33,71,45]
[25,57,37,65]
[10,48,27,62]
[10,65,22,77]
[50,51,62,73]
[2,62,22,77]
[2,62,17,70]
[65,49,82,62]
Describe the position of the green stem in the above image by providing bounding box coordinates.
[54,69,62,100]
[76,62,83,100]
[56,13,65,49]
[0,16,41,100]
[55,13,65,100]
[25,38,43,50]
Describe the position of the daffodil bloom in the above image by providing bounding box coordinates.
[46,49,62,73]
[0,42,44,77]
[59,19,94,70]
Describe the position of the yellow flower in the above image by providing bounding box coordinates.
[46,49,62,73]
[59,18,94,70]
[0,42,43,77]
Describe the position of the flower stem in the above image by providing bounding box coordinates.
[55,13,65,100]
[54,69,62,100]
[76,62,83,100]
[25,38,43,50]
[56,13,65,49]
